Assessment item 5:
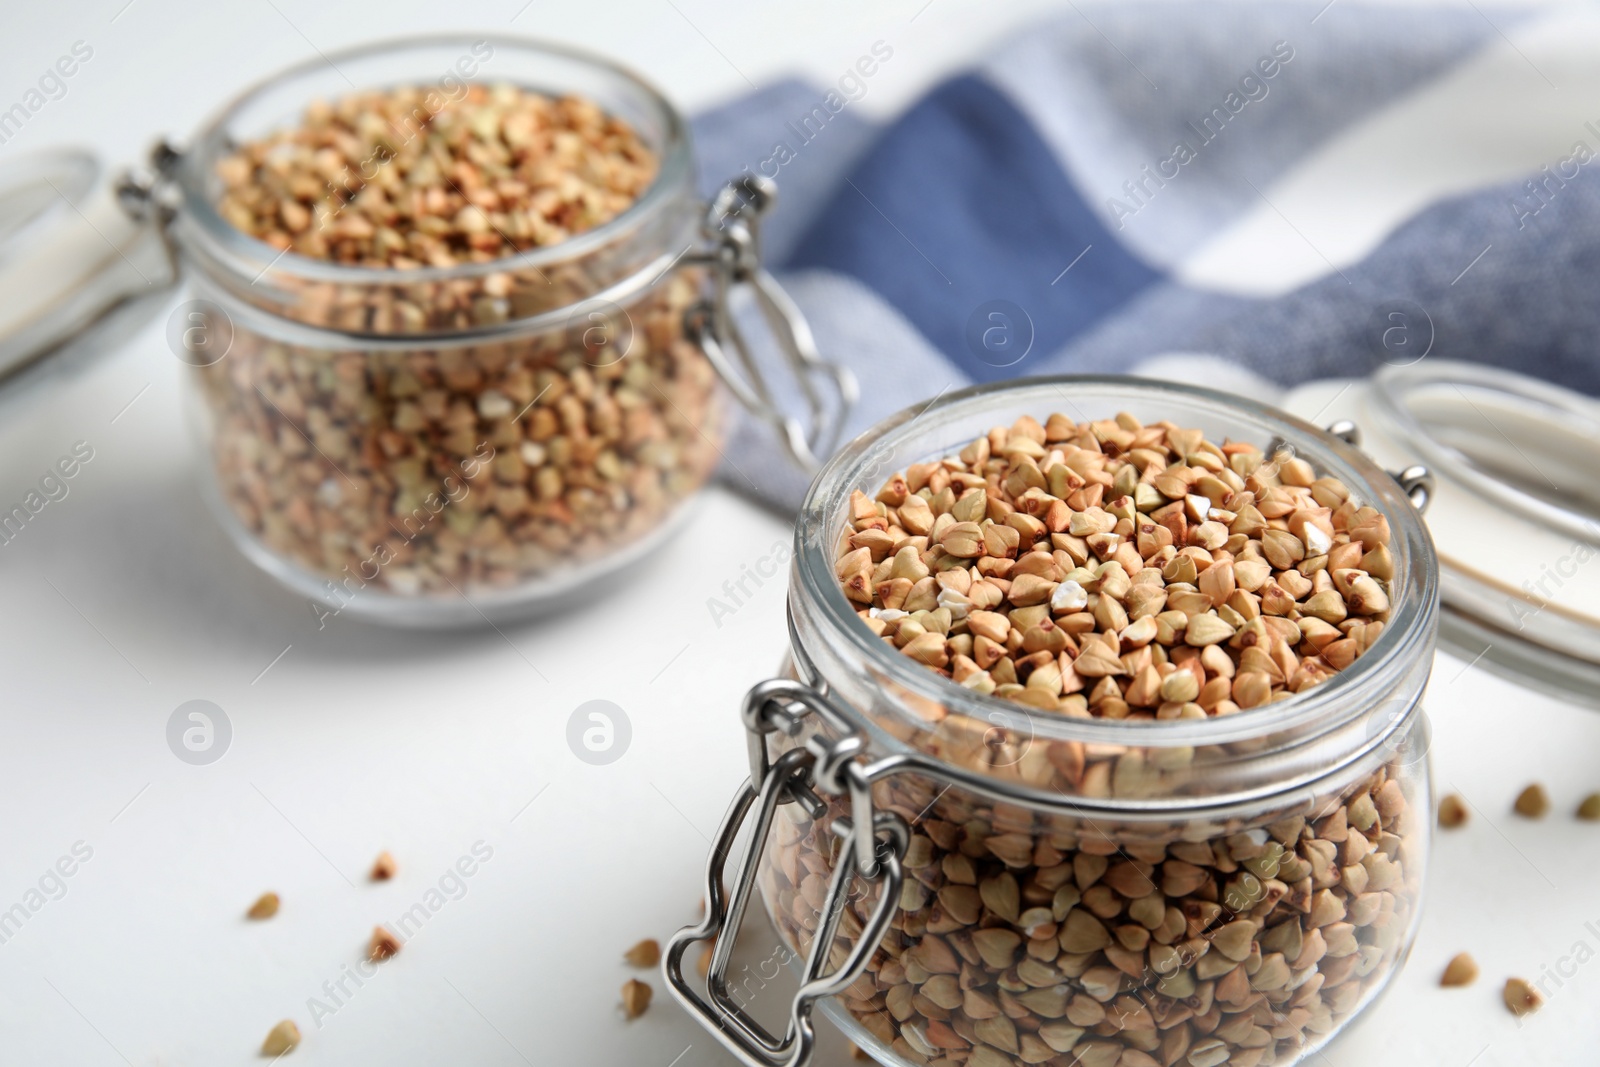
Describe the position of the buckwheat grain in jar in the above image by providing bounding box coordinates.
[667,377,1439,1067]
[132,37,850,625]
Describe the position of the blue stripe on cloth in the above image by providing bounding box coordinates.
[781,74,1163,383]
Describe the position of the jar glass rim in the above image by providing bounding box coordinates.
[173,34,694,287]
[793,374,1440,752]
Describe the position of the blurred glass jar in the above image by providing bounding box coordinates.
[666,378,1439,1067]
[118,37,851,626]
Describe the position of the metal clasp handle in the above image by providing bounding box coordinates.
[115,139,184,225]
[1326,420,1434,514]
[686,176,857,472]
[1392,464,1434,514]
[664,683,905,1067]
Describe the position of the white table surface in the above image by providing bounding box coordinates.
[3,2,1599,1066]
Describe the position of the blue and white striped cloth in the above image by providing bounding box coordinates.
[690,1,1600,509]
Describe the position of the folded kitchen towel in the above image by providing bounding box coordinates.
[689,1,1600,511]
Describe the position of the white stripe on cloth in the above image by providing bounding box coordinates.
[981,0,1502,271]
[1129,352,1281,404]
[1180,5,1600,295]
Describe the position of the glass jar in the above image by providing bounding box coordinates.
[665,377,1439,1067]
[122,37,851,626]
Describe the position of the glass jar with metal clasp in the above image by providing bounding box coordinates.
[0,36,853,626]
[665,377,1439,1067]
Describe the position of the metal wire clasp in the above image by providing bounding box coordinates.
[114,140,183,224]
[1325,420,1435,514]
[664,679,905,1067]
[685,175,857,472]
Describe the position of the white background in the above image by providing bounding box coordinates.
[2,2,1599,1066]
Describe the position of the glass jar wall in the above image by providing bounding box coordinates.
[757,707,1430,1067]
[185,268,721,620]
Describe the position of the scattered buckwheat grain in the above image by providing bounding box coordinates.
[624,939,660,968]
[370,852,398,881]
[1440,953,1478,987]
[1513,785,1549,819]
[1503,977,1543,1016]
[621,978,652,1020]
[261,1019,301,1056]
[1576,792,1600,821]
[247,891,280,919]
[1437,794,1469,829]
[368,925,402,961]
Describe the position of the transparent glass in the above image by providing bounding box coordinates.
[1361,360,1600,706]
[169,38,725,625]
[758,378,1440,1067]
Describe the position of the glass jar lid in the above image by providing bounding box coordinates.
[1314,360,1600,706]
[0,148,176,413]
